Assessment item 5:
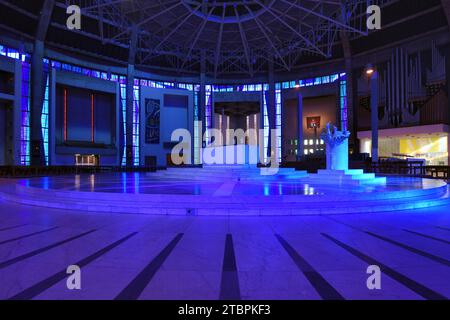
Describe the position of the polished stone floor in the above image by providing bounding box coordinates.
[5,173,447,216]
[19,172,442,195]
[0,197,449,300]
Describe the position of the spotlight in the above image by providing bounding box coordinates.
[365,64,375,76]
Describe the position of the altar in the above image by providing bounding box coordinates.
[202,144,260,165]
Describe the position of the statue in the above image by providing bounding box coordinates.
[307,122,386,185]
[320,123,350,171]
[321,122,350,147]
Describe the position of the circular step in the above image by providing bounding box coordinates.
[0,170,448,216]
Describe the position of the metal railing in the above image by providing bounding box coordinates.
[368,161,450,179]
[0,165,157,178]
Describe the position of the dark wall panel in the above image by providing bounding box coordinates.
[0,106,5,165]
[67,87,91,142]
[0,71,14,95]
[164,94,188,108]
[55,86,63,144]
[94,93,114,145]
[56,85,115,146]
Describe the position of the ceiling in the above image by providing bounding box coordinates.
[0,0,447,79]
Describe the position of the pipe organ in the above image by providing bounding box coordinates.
[426,41,446,86]
[358,42,447,130]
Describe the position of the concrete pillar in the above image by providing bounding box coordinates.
[126,24,138,167]
[199,72,206,147]
[445,44,450,165]
[221,107,225,145]
[340,31,355,150]
[267,58,276,159]
[259,90,265,163]
[199,49,207,154]
[125,64,134,167]
[370,71,379,162]
[345,70,355,150]
[297,91,304,160]
[30,0,54,166]
[13,60,22,165]
[30,40,45,166]
[352,71,360,153]
[447,133,450,166]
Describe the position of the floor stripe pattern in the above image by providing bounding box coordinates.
[0,211,449,300]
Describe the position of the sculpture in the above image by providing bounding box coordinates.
[321,122,350,147]
[320,123,351,171]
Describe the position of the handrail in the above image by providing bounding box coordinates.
[368,161,450,179]
[0,165,158,178]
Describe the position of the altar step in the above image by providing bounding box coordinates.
[305,169,387,185]
[0,182,448,216]
[148,167,309,181]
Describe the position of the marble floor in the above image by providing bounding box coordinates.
[0,197,449,300]
[17,172,440,195]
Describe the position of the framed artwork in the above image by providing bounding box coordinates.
[306,116,321,129]
[145,98,160,144]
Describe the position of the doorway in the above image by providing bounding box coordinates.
[75,154,99,166]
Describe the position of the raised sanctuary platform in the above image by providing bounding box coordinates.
[306,169,387,185]
[300,123,387,186]
[0,168,448,216]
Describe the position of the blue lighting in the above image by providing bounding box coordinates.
[264,184,270,196]
[1,41,348,169]
[133,83,140,166]
[0,45,31,165]
[41,72,49,165]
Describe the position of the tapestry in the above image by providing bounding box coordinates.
[145,98,160,144]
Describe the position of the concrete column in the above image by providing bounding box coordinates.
[447,133,450,166]
[259,90,265,163]
[199,72,206,147]
[13,60,22,165]
[49,68,56,165]
[30,0,54,166]
[125,64,135,167]
[126,24,138,167]
[267,58,276,158]
[370,71,379,162]
[345,70,355,149]
[297,91,304,160]
[221,107,225,145]
[199,49,208,146]
[445,44,450,165]
[30,40,45,166]
[352,71,360,153]
[340,31,355,150]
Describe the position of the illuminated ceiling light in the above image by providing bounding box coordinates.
[365,64,375,76]
[181,0,276,24]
